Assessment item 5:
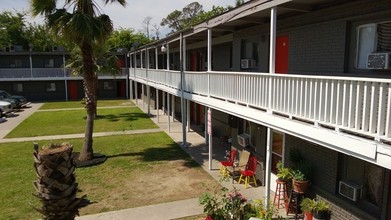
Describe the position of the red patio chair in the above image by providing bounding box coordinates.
[238,156,258,188]
[219,149,237,176]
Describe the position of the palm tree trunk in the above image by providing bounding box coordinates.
[79,42,96,162]
[33,143,88,219]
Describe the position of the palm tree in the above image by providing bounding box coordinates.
[31,0,126,161]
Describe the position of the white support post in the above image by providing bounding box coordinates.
[129,53,133,100]
[167,43,170,71]
[156,89,159,123]
[168,93,171,132]
[187,100,190,132]
[135,52,138,104]
[146,47,150,115]
[207,29,212,97]
[205,106,208,144]
[172,95,175,122]
[268,7,277,113]
[163,91,166,115]
[140,49,143,69]
[208,108,213,170]
[142,84,144,110]
[155,47,158,70]
[180,33,187,146]
[63,54,68,101]
[183,37,187,71]
[264,127,273,208]
[265,6,277,209]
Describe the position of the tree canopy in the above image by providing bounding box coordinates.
[160,1,230,33]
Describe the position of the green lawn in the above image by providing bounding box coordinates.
[6,107,158,138]
[39,99,135,110]
[0,133,215,220]
[0,100,218,219]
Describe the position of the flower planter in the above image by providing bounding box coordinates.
[313,211,326,220]
[303,211,313,220]
[292,179,309,194]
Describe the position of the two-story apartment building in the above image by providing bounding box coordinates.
[128,0,391,219]
[0,47,129,101]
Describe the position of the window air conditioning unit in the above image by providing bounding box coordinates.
[241,59,256,69]
[237,133,250,147]
[339,181,361,201]
[367,53,390,69]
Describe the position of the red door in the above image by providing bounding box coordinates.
[275,35,289,74]
[68,81,78,100]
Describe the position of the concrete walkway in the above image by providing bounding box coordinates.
[0,101,280,220]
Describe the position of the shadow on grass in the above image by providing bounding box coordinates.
[106,143,199,168]
[95,112,150,122]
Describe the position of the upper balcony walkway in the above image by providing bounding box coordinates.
[0,68,128,79]
[131,68,391,169]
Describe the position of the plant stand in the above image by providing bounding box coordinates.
[286,190,304,220]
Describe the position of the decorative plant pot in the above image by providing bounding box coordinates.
[303,211,313,220]
[313,211,326,220]
[292,179,309,193]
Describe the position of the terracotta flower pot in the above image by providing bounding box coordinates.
[292,179,309,193]
[303,211,313,220]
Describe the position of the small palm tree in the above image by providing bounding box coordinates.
[31,0,126,161]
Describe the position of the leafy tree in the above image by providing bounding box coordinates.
[160,2,230,33]
[31,0,126,162]
[107,28,150,51]
[0,11,28,49]
[160,10,183,32]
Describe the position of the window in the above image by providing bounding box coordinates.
[104,81,113,90]
[238,119,256,148]
[356,21,391,69]
[10,59,22,68]
[339,155,385,207]
[45,59,54,68]
[46,82,56,92]
[271,132,284,174]
[13,83,23,92]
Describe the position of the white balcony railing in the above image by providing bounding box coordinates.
[132,68,391,142]
[0,68,129,78]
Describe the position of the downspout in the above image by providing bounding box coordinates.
[265,6,277,209]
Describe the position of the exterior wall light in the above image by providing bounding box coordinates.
[161,44,167,53]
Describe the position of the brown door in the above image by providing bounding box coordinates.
[275,35,289,74]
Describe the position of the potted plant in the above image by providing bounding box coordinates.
[300,198,316,220]
[312,200,330,220]
[290,168,309,193]
[276,161,291,183]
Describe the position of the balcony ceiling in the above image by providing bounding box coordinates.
[150,0,351,51]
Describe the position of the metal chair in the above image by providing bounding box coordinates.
[219,149,237,176]
[238,156,258,188]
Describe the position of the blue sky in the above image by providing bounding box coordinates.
[0,0,234,35]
